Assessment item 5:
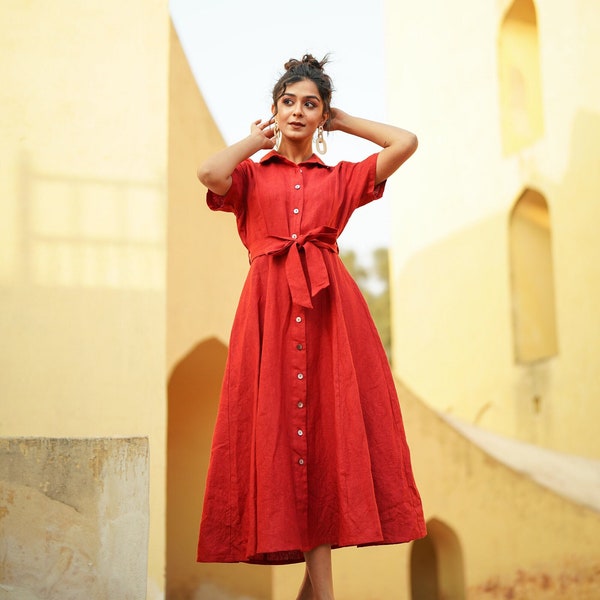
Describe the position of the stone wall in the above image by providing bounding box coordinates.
[0,437,149,600]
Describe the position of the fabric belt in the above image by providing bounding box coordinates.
[248,226,339,309]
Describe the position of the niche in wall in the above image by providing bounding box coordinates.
[509,189,558,363]
[498,0,544,154]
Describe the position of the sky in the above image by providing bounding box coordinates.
[169,0,392,259]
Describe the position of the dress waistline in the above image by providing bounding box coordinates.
[248,226,339,309]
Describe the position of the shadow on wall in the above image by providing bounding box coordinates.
[8,151,164,291]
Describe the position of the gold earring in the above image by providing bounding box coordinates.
[273,120,282,151]
[315,125,327,155]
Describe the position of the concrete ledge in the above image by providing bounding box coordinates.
[0,437,149,600]
[441,414,600,512]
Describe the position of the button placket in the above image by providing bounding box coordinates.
[287,165,308,527]
[290,167,304,241]
[291,307,308,470]
[289,166,308,483]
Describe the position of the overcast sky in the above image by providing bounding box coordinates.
[170,0,392,257]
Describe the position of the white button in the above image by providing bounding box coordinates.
[293,208,299,214]
[297,401,304,408]
[295,316,302,323]
[291,233,298,239]
[297,429,304,436]
[299,169,303,174]
[294,184,301,190]
[297,373,304,380]
[298,458,305,465]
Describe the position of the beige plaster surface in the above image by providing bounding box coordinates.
[0,437,149,600]
[443,414,600,512]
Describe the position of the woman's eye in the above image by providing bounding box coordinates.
[305,102,315,108]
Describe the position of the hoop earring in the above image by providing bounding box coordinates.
[273,120,282,151]
[315,125,327,155]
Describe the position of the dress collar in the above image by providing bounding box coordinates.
[259,150,329,167]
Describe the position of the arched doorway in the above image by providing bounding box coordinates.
[166,337,228,597]
[166,337,273,599]
[410,518,466,600]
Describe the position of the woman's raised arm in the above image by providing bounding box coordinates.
[327,109,418,185]
[197,118,275,196]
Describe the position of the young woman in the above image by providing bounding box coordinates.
[197,54,426,600]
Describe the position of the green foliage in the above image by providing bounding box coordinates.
[340,248,391,360]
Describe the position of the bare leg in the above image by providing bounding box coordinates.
[295,567,313,600]
[302,544,334,600]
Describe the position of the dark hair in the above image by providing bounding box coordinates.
[272,54,333,126]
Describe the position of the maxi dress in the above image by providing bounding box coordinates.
[197,150,426,565]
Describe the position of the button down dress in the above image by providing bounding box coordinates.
[197,151,426,565]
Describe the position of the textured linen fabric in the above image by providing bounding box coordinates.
[197,150,426,565]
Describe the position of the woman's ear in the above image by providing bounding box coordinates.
[271,104,277,117]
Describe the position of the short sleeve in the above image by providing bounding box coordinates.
[339,152,387,209]
[206,160,250,215]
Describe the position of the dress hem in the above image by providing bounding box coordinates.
[197,528,427,566]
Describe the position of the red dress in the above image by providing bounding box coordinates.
[197,150,426,565]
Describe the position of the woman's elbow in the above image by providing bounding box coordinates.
[406,132,418,155]
[392,132,418,165]
[389,130,418,161]
[196,163,211,187]
[197,164,231,196]
[397,132,418,164]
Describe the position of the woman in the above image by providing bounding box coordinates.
[197,54,426,600]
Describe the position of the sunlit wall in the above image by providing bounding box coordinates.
[0,1,169,594]
[386,0,600,458]
[165,19,269,600]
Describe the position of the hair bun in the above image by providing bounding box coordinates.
[284,53,329,72]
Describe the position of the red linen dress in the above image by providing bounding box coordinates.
[197,150,426,565]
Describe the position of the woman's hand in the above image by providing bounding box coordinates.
[197,117,277,195]
[324,107,349,132]
[250,117,277,150]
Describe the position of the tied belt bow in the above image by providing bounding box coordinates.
[248,226,339,309]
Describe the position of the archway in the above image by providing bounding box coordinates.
[166,337,226,597]
[410,518,466,600]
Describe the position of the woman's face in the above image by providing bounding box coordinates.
[273,79,327,143]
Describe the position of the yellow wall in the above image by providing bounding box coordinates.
[166,21,249,369]
[385,0,600,458]
[165,21,270,599]
[0,1,169,595]
[273,545,411,600]
[4,1,598,597]
[401,380,600,600]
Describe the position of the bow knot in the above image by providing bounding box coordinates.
[249,227,339,308]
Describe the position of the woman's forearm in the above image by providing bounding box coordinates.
[197,136,263,195]
[334,113,414,148]
[331,110,418,184]
[197,119,275,195]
